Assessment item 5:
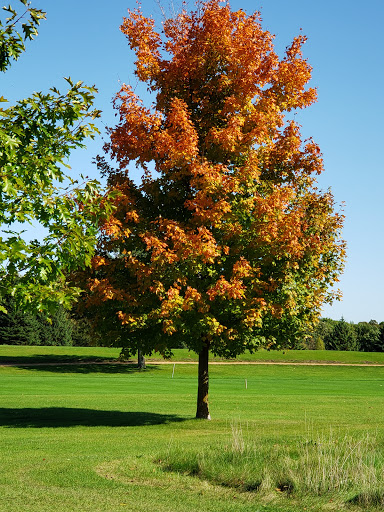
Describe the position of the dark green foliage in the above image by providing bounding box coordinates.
[70,315,97,347]
[302,318,384,352]
[355,321,383,352]
[324,318,359,351]
[303,318,337,350]
[39,307,72,346]
[380,322,384,350]
[0,295,93,346]
[0,296,40,345]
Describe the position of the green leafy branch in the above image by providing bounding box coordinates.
[0,0,45,72]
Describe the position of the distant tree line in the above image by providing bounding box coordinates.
[302,318,384,352]
[0,296,382,353]
[0,296,95,347]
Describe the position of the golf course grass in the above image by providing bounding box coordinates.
[1,346,383,511]
[2,345,384,364]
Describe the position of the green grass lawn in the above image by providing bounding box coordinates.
[2,344,384,364]
[1,346,384,511]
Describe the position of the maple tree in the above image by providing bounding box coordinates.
[83,0,345,419]
[1,1,110,312]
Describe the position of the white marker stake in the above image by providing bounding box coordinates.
[245,379,248,389]
[172,363,175,378]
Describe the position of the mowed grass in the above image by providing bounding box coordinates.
[1,347,384,511]
[2,344,384,364]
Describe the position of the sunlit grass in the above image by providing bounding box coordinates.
[161,423,384,507]
[2,344,384,365]
[1,346,384,511]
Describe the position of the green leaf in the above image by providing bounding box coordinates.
[0,3,110,313]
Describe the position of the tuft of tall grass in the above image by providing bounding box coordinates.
[294,430,379,495]
[160,423,384,507]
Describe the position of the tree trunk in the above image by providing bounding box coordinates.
[196,342,211,419]
[137,348,146,369]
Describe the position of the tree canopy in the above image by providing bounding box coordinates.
[80,0,346,419]
[1,1,110,312]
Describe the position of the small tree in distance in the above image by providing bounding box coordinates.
[82,0,345,419]
[324,318,358,351]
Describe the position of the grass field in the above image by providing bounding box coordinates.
[1,346,384,511]
[2,345,384,364]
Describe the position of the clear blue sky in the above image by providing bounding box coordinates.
[2,0,384,322]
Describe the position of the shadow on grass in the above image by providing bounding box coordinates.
[0,354,113,365]
[0,407,187,428]
[0,355,163,374]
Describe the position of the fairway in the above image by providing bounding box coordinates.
[1,349,384,511]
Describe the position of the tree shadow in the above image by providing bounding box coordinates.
[0,355,162,374]
[0,407,187,428]
[0,354,112,365]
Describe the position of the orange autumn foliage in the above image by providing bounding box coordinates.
[82,0,345,360]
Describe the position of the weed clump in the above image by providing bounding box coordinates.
[159,424,384,508]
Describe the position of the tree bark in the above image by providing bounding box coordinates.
[196,342,211,419]
[137,348,146,369]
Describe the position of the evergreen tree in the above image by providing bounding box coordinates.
[0,295,74,345]
[0,296,41,345]
[39,307,72,346]
[324,318,359,351]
